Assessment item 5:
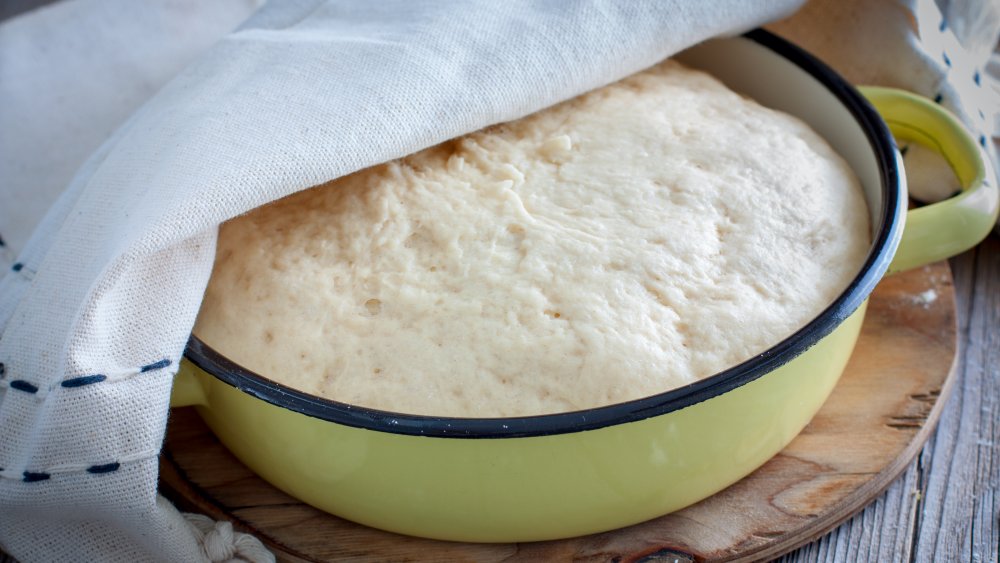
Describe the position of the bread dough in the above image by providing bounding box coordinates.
[194,60,870,417]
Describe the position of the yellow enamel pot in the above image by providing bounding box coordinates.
[171,30,998,542]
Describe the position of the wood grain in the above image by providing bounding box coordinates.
[159,260,959,562]
[776,236,1000,563]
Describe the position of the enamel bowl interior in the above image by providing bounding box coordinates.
[180,30,902,542]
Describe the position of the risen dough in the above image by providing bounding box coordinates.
[194,60,870,417]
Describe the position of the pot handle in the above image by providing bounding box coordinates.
[170,361,208,407]
[859,86,998,273]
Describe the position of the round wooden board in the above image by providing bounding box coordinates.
[160,261,957,562]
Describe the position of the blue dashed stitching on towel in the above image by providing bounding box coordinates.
[140,358,171,373]
[10,380,38,393]
[86,462,121,474]
[61,374,108,388]
[1,357,172,395]
[981,135,988,148]
[942,51,952,67]
[1,456,147,482]
[22,471,51,483]
[973,70,981,86]
[8,261,36,279]
[939,18,947,32]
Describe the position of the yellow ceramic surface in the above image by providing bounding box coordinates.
[175,305,863,542]
[170,32,998,542]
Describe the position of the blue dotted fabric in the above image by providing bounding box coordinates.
[0,358,172,482]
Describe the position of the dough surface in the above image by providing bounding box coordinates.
[194,60,870,417]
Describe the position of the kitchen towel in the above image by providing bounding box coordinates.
[1,0,997,562]
[0,1,805,561]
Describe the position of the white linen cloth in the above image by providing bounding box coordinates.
[0,1,805,561]
[0,0,997,562]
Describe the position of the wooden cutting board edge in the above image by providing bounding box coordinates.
[734,351,959,562]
